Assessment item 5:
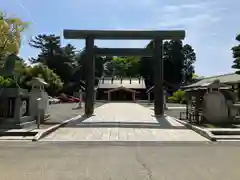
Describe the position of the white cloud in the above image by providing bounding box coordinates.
[158,2,222,28]
[162,3,208,13]
[90,1,223,50]
[158,14,221,28]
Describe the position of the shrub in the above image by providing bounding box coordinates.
[167,90,186,104]
[23,64,63,95]
[0,76,14,87]
[167,96,177,103]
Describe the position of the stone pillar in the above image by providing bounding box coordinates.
[85,36,95,116]
[164,90,167,109]
[133,92,136,102]
[94,91,97,103]
[108,92,110,101]
[78,89,82,108]
[148,93,150,105]
[38,96,45,123]
[153,39,164,116]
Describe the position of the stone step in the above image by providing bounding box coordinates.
[214,135,240,140]
[0,131,38,137]
[0,136,34,140]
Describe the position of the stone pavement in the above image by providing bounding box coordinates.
[42,103,208,141]
[141,103,186,119]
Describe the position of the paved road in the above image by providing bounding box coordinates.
[45,102,104,124]
[42,103,207,141]
[1,142,240,180]
[46,103,84,124]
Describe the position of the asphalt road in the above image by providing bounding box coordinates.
[1,142,240,180]
[44,102,104,125]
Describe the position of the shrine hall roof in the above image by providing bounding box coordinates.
[98,77,146,89]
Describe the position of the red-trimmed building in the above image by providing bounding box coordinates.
[96,76,146,101]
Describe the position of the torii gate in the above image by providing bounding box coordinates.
[63,29,185,116]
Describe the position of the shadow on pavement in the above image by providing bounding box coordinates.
[43,122,60,125]
[66,114,93,127]
[154,115,182,129]
[66,116,186,130]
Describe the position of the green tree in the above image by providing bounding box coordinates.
[232,34,240,74]
[104,56,140,77]
[164,40,185,85]
[0,76,14,87]
[0,12,29,61]
[192,74,199,79]
[182,44,196,83]
[22,64,63,95]
[0,56,30,88]
[77,46,105,78]
[29,34,61,64]
[71,46,106,84]
[140,40,196,88]
[29,34,76,85]
[168,90,186,104]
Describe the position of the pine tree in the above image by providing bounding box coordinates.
[232,34,240,74]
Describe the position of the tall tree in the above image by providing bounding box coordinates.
[74,46,105,79]
[164,40,184,85]
[232,34,240,74]
[69,46,106,93]
[182,44,196,84]
[0,12,28,61]
[29,34,61,64]
[140,40,196,88]
[29,34,76,85]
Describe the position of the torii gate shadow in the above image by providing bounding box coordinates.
[65,115,186,129]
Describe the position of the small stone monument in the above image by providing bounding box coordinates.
[202,80,231,123]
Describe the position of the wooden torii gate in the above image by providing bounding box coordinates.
[63,29,185,116]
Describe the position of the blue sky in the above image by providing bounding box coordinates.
[2,0,240,76]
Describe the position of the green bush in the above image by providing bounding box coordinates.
[0,76,15,87]
[22,64,63,95]
[167,90,186,104]
[167,96,177,103]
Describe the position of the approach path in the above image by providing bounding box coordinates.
[42,103,208,141]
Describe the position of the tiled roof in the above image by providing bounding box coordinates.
[183,73,240,89]
[98,77,146,89]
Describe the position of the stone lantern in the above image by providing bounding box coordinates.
[29,77,49,122]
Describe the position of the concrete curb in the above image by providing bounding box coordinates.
[0,137,34,141]
[170,117,216,141]
[33,113,84,141]
[37,141,214,146]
